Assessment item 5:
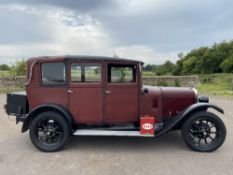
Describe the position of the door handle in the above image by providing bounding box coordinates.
[105,90,112,94]
[67,90,73,94]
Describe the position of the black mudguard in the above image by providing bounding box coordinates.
[21,104,75,133]
[154,103,224,137]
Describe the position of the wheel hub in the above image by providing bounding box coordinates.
[189,118,218,146]
[36,119,63,145]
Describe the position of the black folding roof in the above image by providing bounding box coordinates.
[28,55,144,64]
[64,55,144,64]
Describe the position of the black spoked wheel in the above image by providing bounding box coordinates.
[182,111,226,152]
[29,111,70,152]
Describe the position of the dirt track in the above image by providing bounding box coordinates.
[0,94,232,175]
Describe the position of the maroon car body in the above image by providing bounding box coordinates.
[26,56,196,124]
[5,56,226,152]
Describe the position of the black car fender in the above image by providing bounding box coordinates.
[21,104,75,133]
[154,103,224,137]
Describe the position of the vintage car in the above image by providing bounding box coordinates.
[5,56,226,152]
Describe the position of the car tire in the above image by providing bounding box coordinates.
[29,111,70,152]
[181,111,226,152]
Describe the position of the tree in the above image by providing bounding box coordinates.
[0,64,10,71]
[220,55,233,73]
[10,59,27,76]
[172,60,183,75]
[181,56,197,74]
[178,52,184,59]
[142,64,157,72]
[173,40,233,74]
[156,60,175,75]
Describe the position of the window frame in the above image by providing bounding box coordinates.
[40,62,67,86]
[70,63,102,84]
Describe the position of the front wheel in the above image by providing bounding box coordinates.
[181,111,226,152]
[29,111,70,152]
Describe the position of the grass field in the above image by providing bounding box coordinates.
[142,71,156,77]
[0,70,12,77]
[0,87,24,94]
[197,74,233,97]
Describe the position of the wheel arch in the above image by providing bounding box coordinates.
[22,104,75,133]
[155,103,224,137]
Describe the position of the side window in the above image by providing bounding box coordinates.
[108,64,136,83]
[41,62,66,85]
[71,64,82,82]
[85,66,101,82]
[71,64,101,83]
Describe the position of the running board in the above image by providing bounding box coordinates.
[73,129,154,137]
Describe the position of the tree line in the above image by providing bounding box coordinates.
[0,59,26,76]
[143,40,233,75]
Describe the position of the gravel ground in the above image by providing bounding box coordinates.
[0,94,232,175]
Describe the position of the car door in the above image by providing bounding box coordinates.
[68,62,104,124]
[28,61,68,110]
[105,63,139,124]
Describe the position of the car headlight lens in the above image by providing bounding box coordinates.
[198,96,209,103]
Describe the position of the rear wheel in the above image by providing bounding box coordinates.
[181,111,226,152]
[29,111,70,152]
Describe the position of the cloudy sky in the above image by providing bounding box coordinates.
[0,0,232,64]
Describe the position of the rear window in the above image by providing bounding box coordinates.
[41,62,66,85]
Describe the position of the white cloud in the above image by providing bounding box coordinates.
[0,4,111,62]
[0,4,176,65]
[113,45,178,64]
[1,1,233,65]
